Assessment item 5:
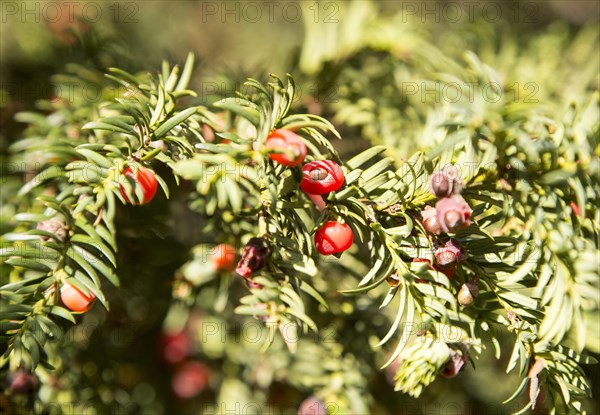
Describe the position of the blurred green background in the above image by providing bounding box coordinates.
[2,0,599,157]
[2,0,599,113]
[1,1,598,414]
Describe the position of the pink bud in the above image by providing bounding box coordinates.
[429,165,464,198]
[36,218,67,242]
[298,396,327,415]
[435,196,472,233]
[421,206,442,234]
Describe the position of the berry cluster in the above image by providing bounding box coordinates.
[267,129,353,254]
[57,164,160,314]
[231,129,353,283]
[159,329,210,399]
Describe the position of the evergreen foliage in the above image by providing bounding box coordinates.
[1,3,598,414]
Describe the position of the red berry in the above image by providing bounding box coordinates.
[300,160,344,195]
[265,129,307,167]
[210,244,236,272]
[171,361,209,399]
[119,165,158,205]
[60,281,95,312]
[159,331,190,365]
[314,221,353,255]
[570,201,581,217]
[6,369,38,394]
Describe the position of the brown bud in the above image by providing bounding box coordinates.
[236,238,270,278]
[435,195,472,233]
[433,239,464,270]
[36,218,67,242]
[457,282,479,306]
[440,348,465,378]
[434,250,457,270]
[429,171,454,198]
[421,206,441,234]
[387,272,401,287]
